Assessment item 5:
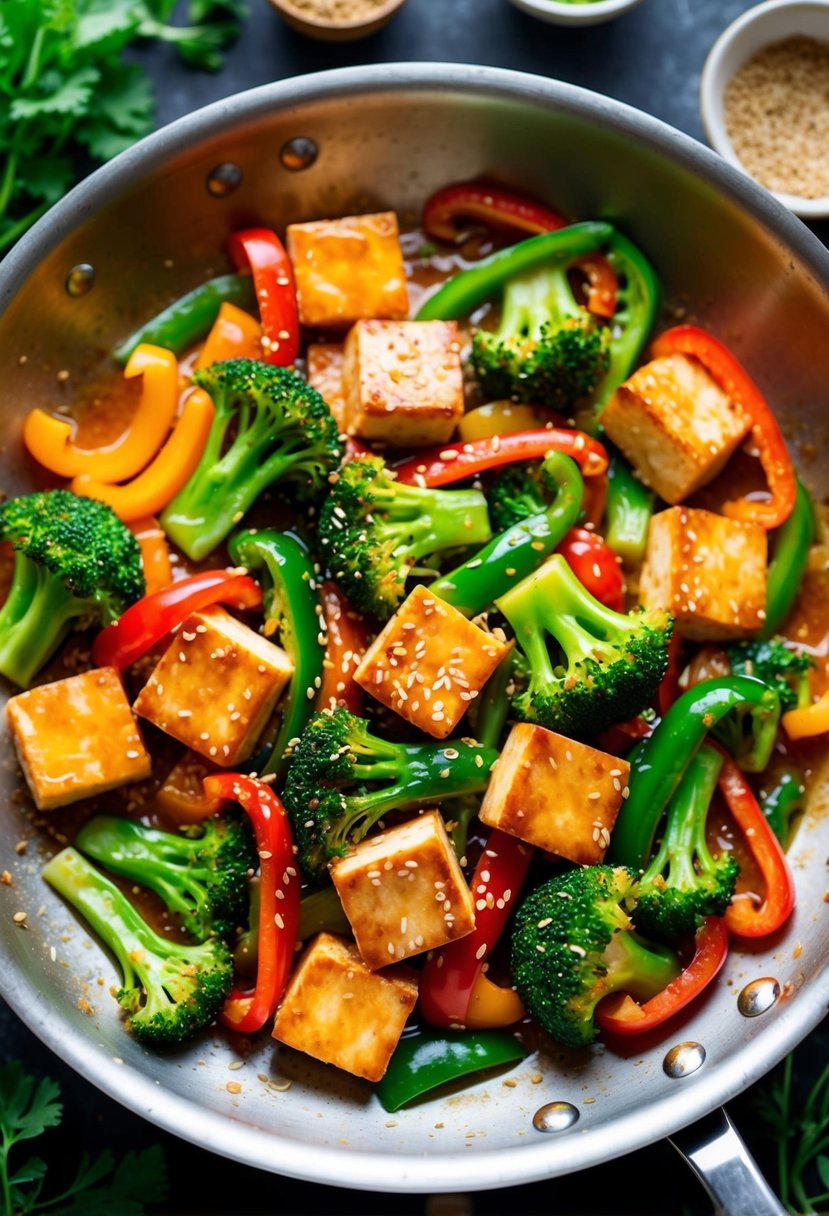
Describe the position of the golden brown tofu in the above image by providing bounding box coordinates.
[354,585,512,739]
[6,668,151,811]
[639,506,767,641]
[272,933,418,1083]
[342,319,464,446]
[330,809,476,969]
[478,723,629,865]
[306,342,346,431]
[602,354,752,503]
[133,607,293,766]
[286,212,409,329]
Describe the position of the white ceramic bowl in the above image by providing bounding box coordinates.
[700,0,829,218]
[507,0,644,28]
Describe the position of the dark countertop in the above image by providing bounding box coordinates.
[2,2,825,1212]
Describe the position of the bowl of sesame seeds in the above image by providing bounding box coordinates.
[700,0,829,218]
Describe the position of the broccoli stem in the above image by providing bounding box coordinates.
[496,262,577,342]
[639,746,724,891]
[377,483,492,564]
[43,848,192,997]
[341,740,500,846]
[602,927,680,1002]
[0,552,89,687]
[74,817,212,926]
[498,553,631,674]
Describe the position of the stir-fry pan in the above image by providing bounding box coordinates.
[1,64,828,1211]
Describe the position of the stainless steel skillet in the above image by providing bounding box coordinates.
[1,62,828,1207]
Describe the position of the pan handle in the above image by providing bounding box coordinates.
[668,1107,786,1216]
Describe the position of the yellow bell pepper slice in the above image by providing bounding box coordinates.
[70,388,214,523]
[23,344,179,482]
[462,970,526,1030]
[783,688,829,740]
[458,401,551,442]
[194,302,262,369]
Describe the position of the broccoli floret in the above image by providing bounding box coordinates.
[471,262,610,412]
[496,553,672,738]
[0,490,145,688]
[160,358,343,561]
[74,814,256,943]
[318,455,492,620]
[282,707,499,879]
[43,848,232,1048]
[511,865,679,1049]
[633,744,739,940]
[487,465,546,533]
[726,638,814,714]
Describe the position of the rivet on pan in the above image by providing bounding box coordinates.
[738,977,781,1018]
[532,1101,579,1133]
[65,264,95,296]
[207,163,243,197]
[663,1042,706,1079]
[280,137,318,172]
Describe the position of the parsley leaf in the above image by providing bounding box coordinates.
[0,1063,167,1216]
[0,0,245,256]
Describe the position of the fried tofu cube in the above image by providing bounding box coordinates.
[602,353,752,503]
[330,809,476,969]
[479,723,629,865]
[341,319,464,446]
[272,933,418,1083]
[354,585,512,738]
[306,342,346,431]
[6,667,151,811]
[287,212,409,329]
[640,506,767,641]
[133,607,293,766]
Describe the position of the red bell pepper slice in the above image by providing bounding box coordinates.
[422,182,569,244]
[595,916,729,1036]
[317,581,369,715]
[650,325,796,530]
[717,752,796,938]
[227,228,299,367]
[204,774,300,1034]
[393,429,608,488]
[571,253,618,319]
[555,526,624,611]
[419,829,532,1029]
[91,570,263,671]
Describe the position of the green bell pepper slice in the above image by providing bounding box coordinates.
[430,452,583,616]
[608,676,781,871]
[377,1030,526,1113]
[605,449,655,566]
[228,528,325,779]
[761,478,816,639]
[114,273,256,364]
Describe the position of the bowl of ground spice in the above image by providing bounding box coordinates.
[701,0,829,217]
[269,0,406,40]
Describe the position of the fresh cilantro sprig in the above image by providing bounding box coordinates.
[0,0,245,257]
[0,1061,167,1216]
[756,1051,829,1214]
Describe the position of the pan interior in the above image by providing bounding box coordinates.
[2,66,828,1192]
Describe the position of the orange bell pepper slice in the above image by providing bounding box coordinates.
[70,388,214,522]
[23,344,179,482]
[128,517,173,595]
[194,301,262,369]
